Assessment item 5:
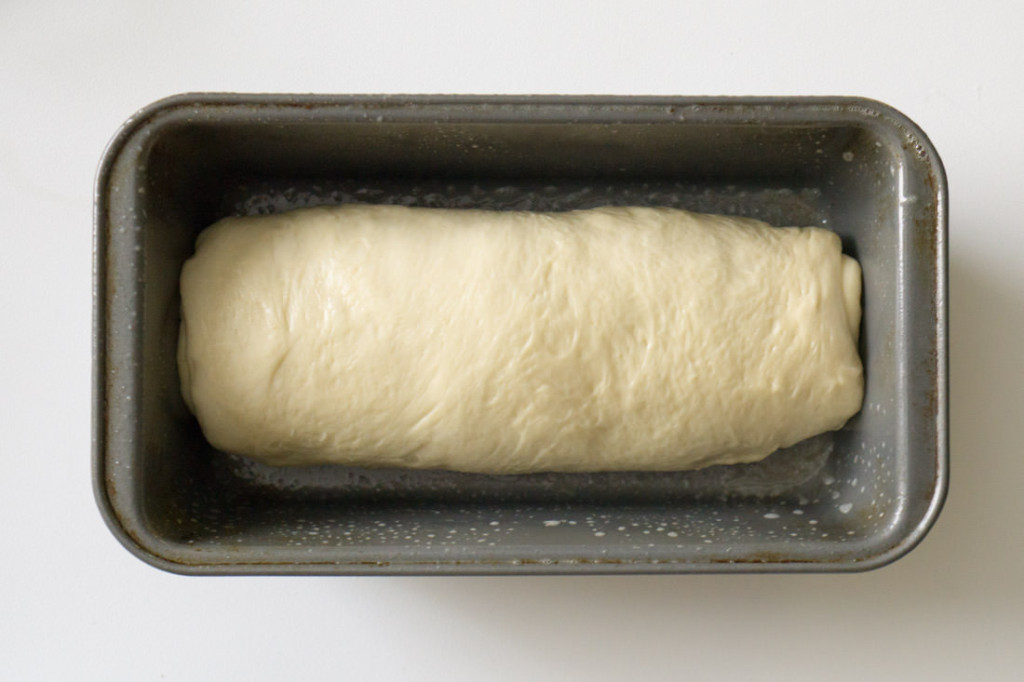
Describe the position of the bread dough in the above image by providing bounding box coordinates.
[178,205,863,474]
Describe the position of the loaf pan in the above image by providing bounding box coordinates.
[93,94,947,574]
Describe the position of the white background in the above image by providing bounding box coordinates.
[2,1,1021,680]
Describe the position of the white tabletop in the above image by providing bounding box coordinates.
[2,1,1021,680]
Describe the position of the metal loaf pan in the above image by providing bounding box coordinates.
[94,94,947,574]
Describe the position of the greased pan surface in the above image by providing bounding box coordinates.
[94,95,947,574]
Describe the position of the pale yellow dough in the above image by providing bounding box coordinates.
[178,205,863,474]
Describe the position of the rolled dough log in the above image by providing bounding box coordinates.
[178,205,862,474]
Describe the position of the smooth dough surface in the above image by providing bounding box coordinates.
[178,205,863,474]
